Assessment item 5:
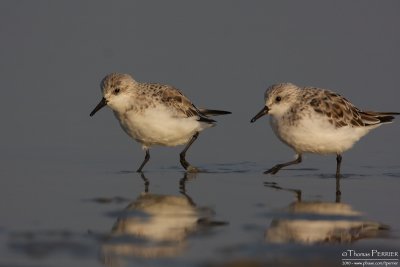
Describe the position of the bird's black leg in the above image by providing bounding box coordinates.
[335,154,342,178]
[180,132,199,172]
[335,154,342,196]
[136,148,150,172]
[264,154,302,174]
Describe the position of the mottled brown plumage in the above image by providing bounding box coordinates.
[289,86,398,128]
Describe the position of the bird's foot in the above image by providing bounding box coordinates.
[180,156,199,173]
[264,165,281,175]
[185,165,200,173]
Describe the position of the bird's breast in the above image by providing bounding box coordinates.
[269,113,372,154]
[114,107,209,147]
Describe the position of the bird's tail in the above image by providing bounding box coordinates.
[199,109,232,116]
[361,111,400,125]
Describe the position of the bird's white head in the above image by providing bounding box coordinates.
[251,83,300,122]
[90,73,138,116]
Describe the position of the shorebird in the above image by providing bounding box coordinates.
[251,83,399,178]
[90,73,230,172]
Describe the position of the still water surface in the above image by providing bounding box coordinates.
[1,163,399,267]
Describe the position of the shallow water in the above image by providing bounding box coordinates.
[1,1,400,266]
[1,163,399,267]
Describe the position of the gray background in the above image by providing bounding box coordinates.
[1,1,399,172]
[1,1,400,266]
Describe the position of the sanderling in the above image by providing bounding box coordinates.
[251,83,399,179]
[90,73,230,172]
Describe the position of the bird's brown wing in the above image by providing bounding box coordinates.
[306,88,367,128]
[159,85,215,123]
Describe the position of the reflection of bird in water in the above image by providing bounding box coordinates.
[101,173,227,266]
[264,182,389,244]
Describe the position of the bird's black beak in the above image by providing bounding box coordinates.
[90,97,107,117]
[250,106,269,123]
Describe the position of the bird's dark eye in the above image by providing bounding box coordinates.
[114,88,120,94]
[275,96,282,102]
